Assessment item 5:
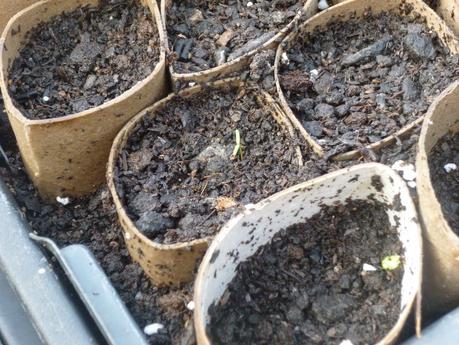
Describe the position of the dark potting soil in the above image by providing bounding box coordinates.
[167,0,305,73]
[208,199,403,345]
[8,0,160,120]
[0,153,195,345]
[0,98,418,345]
[279,10,459,158]
[114,85,329,244]
[428,132,459,234]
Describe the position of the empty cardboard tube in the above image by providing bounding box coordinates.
[416,80,459,318]
[107,78,303,286]
[436,0,459,36]
[0,0,40,33]
[0,0,168,200]
[274,0,459,160]
[161,0,319,90]
[195,163,423,345]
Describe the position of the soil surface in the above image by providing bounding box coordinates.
[428,132,459,234]
[8,0,160,120]
[279,10,459,157]
[208,199,403,345]
[167,0,305,73]
[115,85,325,244]
[0,96,418,344]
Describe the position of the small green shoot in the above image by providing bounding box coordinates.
[381,255,401,271]
[231,129,243,160]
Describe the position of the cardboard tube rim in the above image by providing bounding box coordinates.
[274,0,459,161]
[194,162,423,345]
[161,0,313,83]
[416,80,459,246]
[0,0,166,126]
[107,78,243,251]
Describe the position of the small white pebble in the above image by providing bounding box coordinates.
[444,163,457,173]
[427,120,434,125]
[125,232,131,240]
[42,96,50,102]
[281,52,289,65]
[144,323,164,335]
[38,268,46,274]
[186,301,195,311]
[310,69,319,78]
[362,263,377,272]
[109,16,114,20]
[189,82,196,87]
[318,0,329,10]
[391,160,416,181]
[407,181,417,188]
[56,196,70,205]
[339,340,354,345]
[247,1,254,7]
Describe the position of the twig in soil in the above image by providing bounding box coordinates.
[231,129,244,160]
[255,91,304,166]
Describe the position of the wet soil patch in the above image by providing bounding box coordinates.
[208,199,403,345]
[279,10,459,157]
[167,0,304,73]
[8,0,160,120]
[428,132,459,234]
[114,85,324,244]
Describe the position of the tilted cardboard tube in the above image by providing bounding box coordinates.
[107,78,304,286]
[195,163,422,345]
[416,80,459,318]
[161,0,319,90]
[274,0,459,160]
[0,0,168,200]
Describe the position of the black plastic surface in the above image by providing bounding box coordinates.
[0,269,43,345]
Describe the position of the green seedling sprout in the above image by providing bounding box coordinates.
[381,255,401,271]
[231,129,243,160]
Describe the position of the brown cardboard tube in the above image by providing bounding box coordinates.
[274,0,459,160]
[0,0,40,33]
[161,0,319,90]
[0,0,168,200]
[436,0,459,36]
[416,80,459,319]
[107,78,303,286]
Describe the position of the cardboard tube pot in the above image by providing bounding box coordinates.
[195,163,422,345]
[0,0,167,200]
[0,0,39,32]
[107,78,304,286]
[161,0,319,90]
[274,0,459,159]
[436,0,459,36]
[417,80,459,318]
